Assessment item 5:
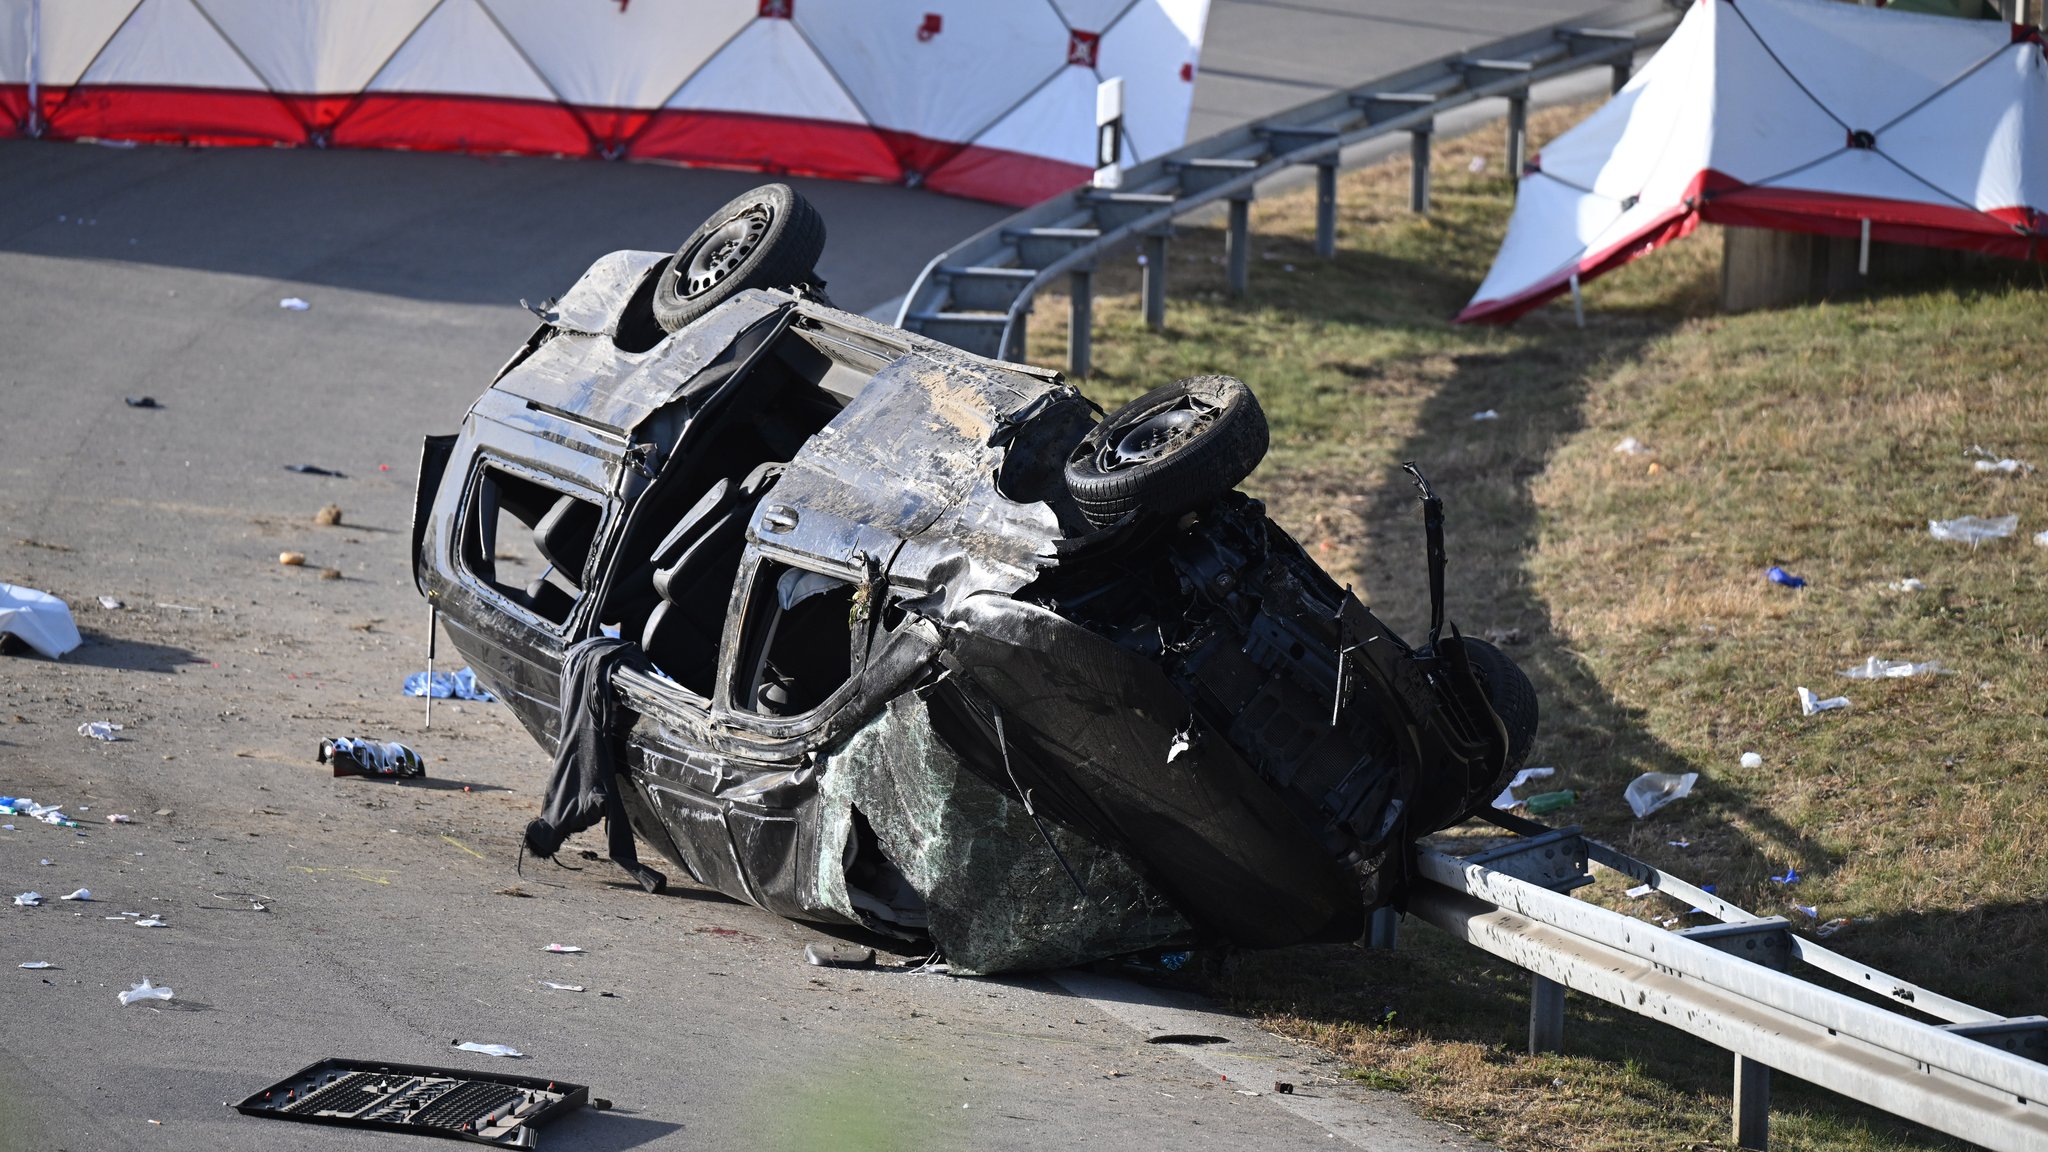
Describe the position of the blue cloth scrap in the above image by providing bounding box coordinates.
[403,668,496,702]
[1766,566,1807,589]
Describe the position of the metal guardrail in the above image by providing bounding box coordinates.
[896,0,1684,370]
[1401,819,2048,1151]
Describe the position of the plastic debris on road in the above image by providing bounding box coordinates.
[19,962,52,969]
[319,737,425,779]
[14,892,42,906]
[1739,751,1762,769]
[0,583,83,659]
[279,297,310,311]
[98,596,124,610]
[134,917,166,928]
[453,1041,524,1058]
[60,889,91,901]
[1490,765,1556,810]
[1798,687,1850,716]
[1927,514,2017,544]
[540,982,584,992]
[1625,771,1698,818]
[402,668,496,702]
[1840,656,1946,680]
[1765,565,1806,589]
[544,943,584,953]
[107,814,133,824]
[1888,578,1926,592]
[1613,437,1648,455]
[77,721,123,741]
[119,979,174,1005]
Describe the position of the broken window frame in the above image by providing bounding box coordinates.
[455,455,607,635]
[719,548,872,726]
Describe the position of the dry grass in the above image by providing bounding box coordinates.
[1025,103,2048,1150]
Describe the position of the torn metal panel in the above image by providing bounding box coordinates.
[545,249,667,337]
[816,692,1190,975]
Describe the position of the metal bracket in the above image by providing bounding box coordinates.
[1676,918,1795,973]
[1943,1016,2048,1061]
[1463,826,1591,892]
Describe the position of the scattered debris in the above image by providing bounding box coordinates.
[540,981,584,992]
[544,944,584,954]
[402,668,497,702]
[283,464,345,478]
[1484,626,1525,646]
[1612,437,1648,455]
[1739,751,1762,769]
[1471,409,1500,421]
[1668,838,1691,848]
[1927,514,2017,544]
[1490,765,1556,810]
[1967,447,2035,475]
[135,917,167,927]
[1840,657,1946,680]
[235,1058,589,1143]
[1525,789,1577,815]
[1888,577,1926,592]
[60,889,92,901]
[98,596,124,610]
[318,567,342,581]
[1625,883,1654,898]
[279,297,310,311]
[14,892,42,907]
[1792,903,1818,919]
[124,396,161,409]
[312,503,343,526]
[1467,155,1487,173]
[1274,1081,1295,1094]
[495,887,532,898]
[1765,565,1806,589]
[278,551,306,567]
[18,961,52,969]
[804,943,876,969]
[1797,687,1850,716]
[107,814,133,824]
[119,979,174,1005]
[0,584,83,659]
[318,738,425,779]
[1625,771,1697,818]
[1770,867,1800,886]
[453,1041,524,1058]
[2037,529,2048,547]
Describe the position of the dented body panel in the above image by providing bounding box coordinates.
[416,251,1511,973]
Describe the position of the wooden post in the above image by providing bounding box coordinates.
[1067,267,1093,378]
[1529,974,1565,1054]
[1315,161,1338,258]
[1226,197,1251,298]
[1734,1054,1771,1150]
[1142,231,1169,331]
[1409,123,1433,215]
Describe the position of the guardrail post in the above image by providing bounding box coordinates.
[1506,92,1528,183]
[1141,231,1169,331]
[1734,1055,1771,1150]
[1314,161,1338,258]
[1611,58,1633,94]
[1409,122,1433,215]
[1226,197,1252,298]
[1368,906,1400,950]
[1067,267,1093,378]
[1529,974,1565,1053]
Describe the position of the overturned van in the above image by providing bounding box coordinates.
[412,185,1537,973]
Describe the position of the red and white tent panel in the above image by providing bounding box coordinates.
[1458,0,2047,324]
[0,0,1210,206]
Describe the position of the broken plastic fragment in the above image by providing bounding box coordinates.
[453,1041,524,1058]
[1165,729,1191,764]
[18,961,51,969]
[1625,883,1653,898]
[1470,409,1499,421]
[1928,514,2017,544]
[1971,457,2034,475]
[119,979,174,1005]
[1792,904,1818,919]
[279,297,310,311]
[544,943,584,953]
[1490,766,1556,810]
[540,981,584,991]
[1888,577,1926,592]
[60,889,92,901]
[1839,657,1945,680]
[14,892,42,906]
[1668,838,1691,848]
[1624,771,1697,818]
[1815,917,1857,938]
[134,917,166,927]
[1765,566,1806,589]
[1769,867,1799,886]
[1612,437,1648,456]
[107,814,134,824]
[77,721,123,741]
[98,596,124,610]
[1797,687,1849,716]
[1739,752,1762,769]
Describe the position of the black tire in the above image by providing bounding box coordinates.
[1464,638,1538,773]
[652,184,826,333]
[1063,375,1268,529]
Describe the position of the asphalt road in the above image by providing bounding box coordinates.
[0,4,1639,1149]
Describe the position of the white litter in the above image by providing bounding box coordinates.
[60,889,91,902]
[1928,514,2017,544]
[1840,657,1946,680]
[119,979,174,1006]
[2036,530,2048,547]
[540,981,584,992]
[107,814,133,824]
[18,962,52,969]
[1467,155,1487,173]
[1625,884,1654,898]
[77,721,124,741]
[0,583,83,659]
[14,892,43,907]
[1624,771,1698,818]
[1798,687,1850,716]
[1471,409,1499,422]
[544,943,584,954]
[454,1041,524,1058]
[279,297,311,311]
[1973,458,2033,474]
[1888,578,1926,592]
[1739,751,1762,769]
[134,917,167,927]
[1613,437,1649,455]
[1490,766,1556,810]
[1165,731,1191,764]
[98,596,124,610]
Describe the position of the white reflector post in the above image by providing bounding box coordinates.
[1094,75,1124,190]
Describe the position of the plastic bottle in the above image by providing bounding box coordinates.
[319,737,425,779]
[1524,789,1577,815]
